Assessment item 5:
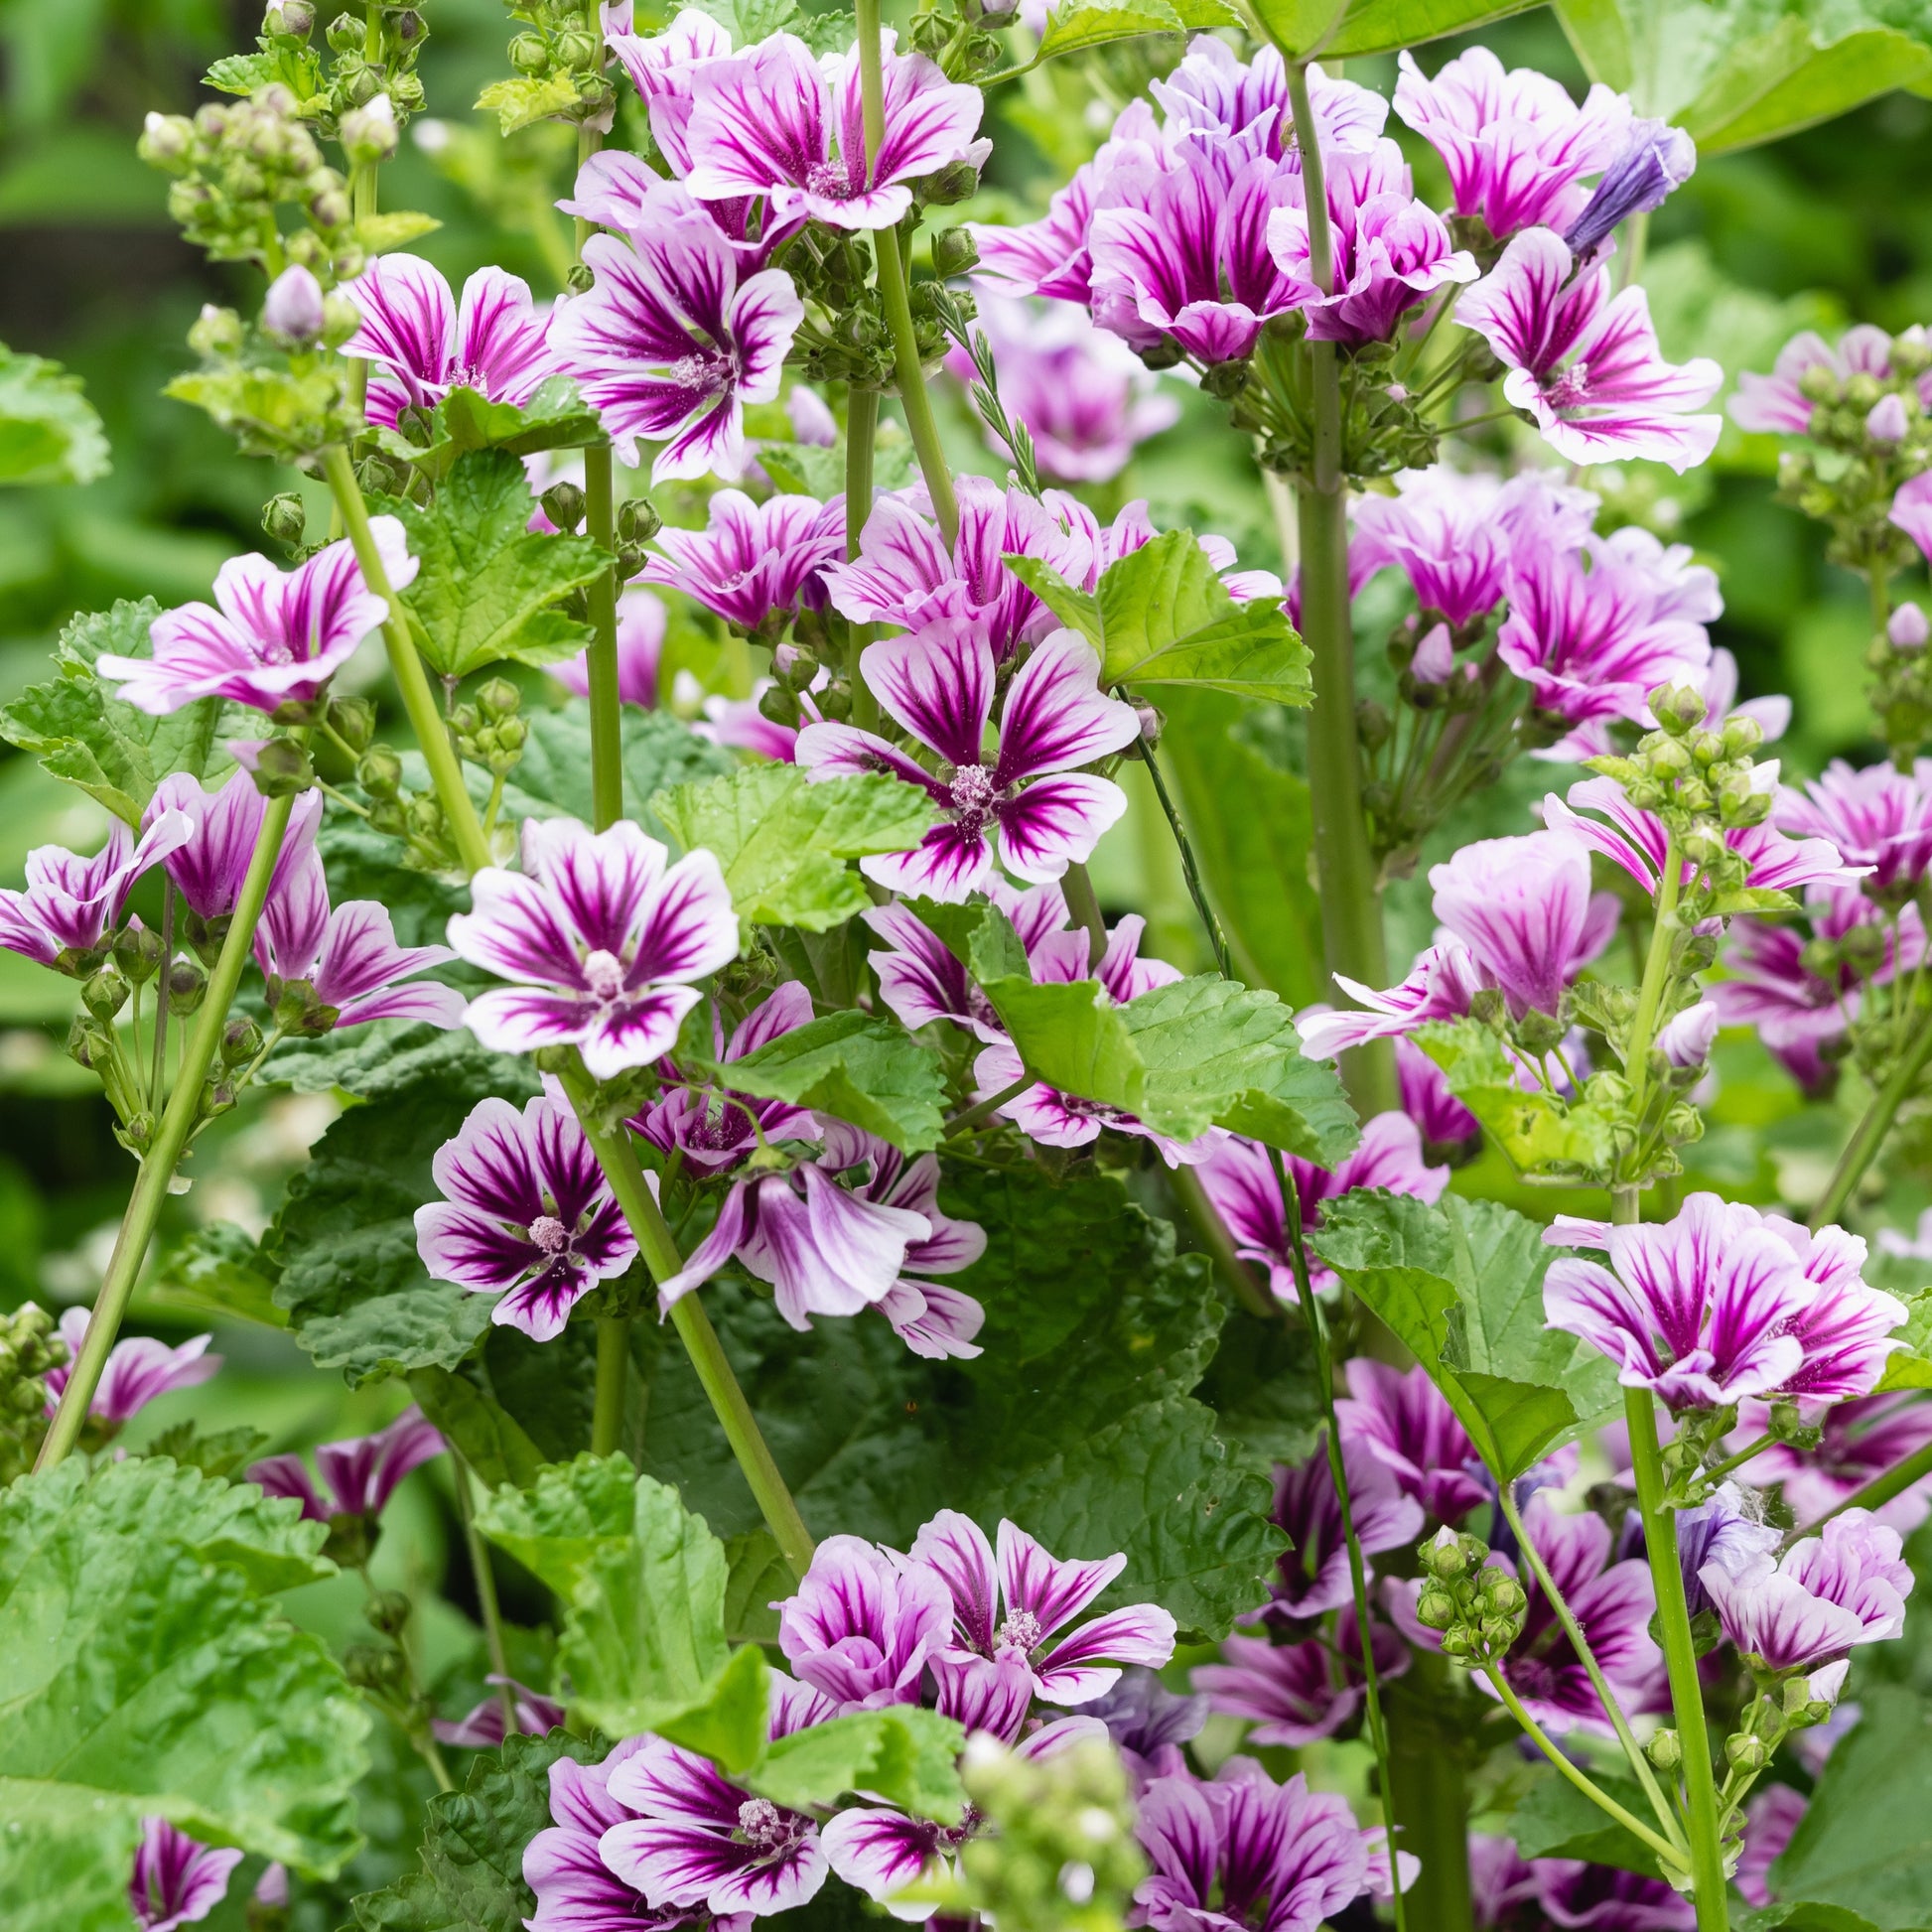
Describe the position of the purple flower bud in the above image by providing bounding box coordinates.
[1891,602,1929,650]
[1411,621,1454,685]
[1657,998,1721,1066]
[1563,119,1698,261]
[1867,392,1912,444]
[262,264,326,345]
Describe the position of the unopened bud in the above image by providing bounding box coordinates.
[1414,1586,1458,1630]
[923,158,983,207]
[1648,1728,1682,1770]
[340,94,399,166]
[477,676,521,720]
[1891,603,1930,651]
[554,27,599,68]
[1725,1732,1769,1771]
[188,304,244,359]
[82,968,130,1021]
[1200,358,1252,401]
[357,746,404,797]
[265,0,315,35]
[113,922,167,984]
[1480,1573,1528,1619]
[139,111,197,169]
[263,265,327,345]
[1650,682,1709,734]
[221,1016,265,1067]
[508,31,550,70]
[1867,392,1911,444]
[391,8,426,46]
[930,225,979,277]
[541,481,586,531]
[262,491,308,548]
[168,958,208,1017]
[365,1587,413,1635]
[1421,1527,1469,1581]
[615,494,660,544]
[249,737,317,796]
[325,694,375,754]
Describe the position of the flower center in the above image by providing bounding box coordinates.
[805,156,858,199]
[948,762,999,836]
[1543,362,1591,409]
[526,1214,568,1254]
[995,1607,1043,1654]
[260,637,297,665]
[582,948,626,1000]
[737,1797,790,1853]
[667,348,734,398]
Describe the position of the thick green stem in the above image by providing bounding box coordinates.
[560,1065,815,1580]
[846,386,881,734]
[583,445,624,827]
[943,1072,1032,1140]
[322,446,492,875]
[37,787,299,1469]
[1811,1001,1932,1228]
[1384,1656,1473,1932]
[592,1313,630,1456]
[1061,861,1108,971]
[450,1452,518,1736]
[1624,1380,1732,1929]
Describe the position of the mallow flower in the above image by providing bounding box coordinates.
[775,1532,958,1711]
[796,621,1140,901]
[1455,227,1723,471]
[146,768,324,931]
[44,1307,218,1431]
[129,1819,242,1932]
[249,1405,446,1522]
[0,813,192,969]
[1739,1389,1932,1534]
[416,1080,638,1341]
[1736,1785,1810,1910]
[343,253,558,427]
[1264,1438,1426,1620]
[1153,39,1388,164]
[434,1676,568,1748]
[1336,1357,1489,1524]
[99,523,414,715]
[1562,118,1697,263]
[448,817,738,1080]
[639,487,845,632]
[1730,323,1921,436]
[1193,1604,1411,1748]
[1775,758,1932,901]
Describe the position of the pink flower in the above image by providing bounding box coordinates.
[1563,119,1697,263]
[559,146,800,273]
[1735,1785,1810,1908]
[416,1081,638,1342]
[910,1509,1177,1707]
[1530,1858,1695,1930]
[250,1405,445,1521]
[449,817,738,1081]
[554,587,667,707]
[679,32,981,230]
[1193,1605,1410,1747]
[1264,1439,1425,1620]
[0,813,192,968]
[44,1307,218,1430]
[945,295,1179,484]
[1709,910,1878,1091]
[797,621,1139,901]
[145,767,323,925]
[640,488,845,631]
[1731,324,1913,435]
[1337,1358,1488,1524]
[1297,939,1487,1060]
[433,1675,568,1747]
[1194,1116,1449,1300]
[1740,1389,1932,1534]
[99,522,415,715]
[1153,41,1388,166]
[1456,228,1722,471]
[263,264,326,345]
[1392,47,1632,242]
[1776,758,1932,898]
[129,1819,242,1932]
[343,253,557,428]
[551,209,801,483]
[603,2,733,118]
[775,1532,957,1711]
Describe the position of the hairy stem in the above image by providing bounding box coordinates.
[583,445,624,829]
[1623,1379,1731,1928]
[846,385,881,734]
[559,1063,816,1580]
[37,787,298,1469]
[1811,1001,1932,1228]
[322,446,492,875]
[449,1451,518,1736]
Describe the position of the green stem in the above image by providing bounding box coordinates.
[583,445,624,830]
[943,1072,1032,1139]
[1061,861,1108,972]
[1623,1378,1731,1929]
[322,446,492,875]
[1791,1437,1932,1541]
[1172,1164,1275,1319]
[450,1452,518,1737]
[846,385,881,734]
[147,885,175,1110]
[1139,738,1233,979]
[1623,831,1683,1137]
[1384,1658,1474,1932]
[1811,1000,1932,1228]
[592,1312,629,1457]
[1271,1149,1407,1932]
[574,123,603,259]
[559,1063,815,1581]
[36,787,299,1469]
[1496,1485,1686,1849]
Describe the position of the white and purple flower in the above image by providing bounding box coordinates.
[1731,324,1920,435]
[128,1819,242,1932]
[44,1307,218,1432]
[1193,1604,1411,1748]
[1336,1358,1488,1525]
[249,1405,446,1521]
[434,1675,569,1748]
[1775,758,1932,902]
[555,587,667,708]
[146,768,324,928]
[0,814,192,969]
[775,1532,957,1711]
[640,488,845,632]
[1265,1438,1425,1621]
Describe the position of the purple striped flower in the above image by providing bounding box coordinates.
[1709,914,1863,1092]
[1193,1605,1410,1748]
[798,621,1138,901]
[1740,1389,1932,1534]
[99,522,413,715]
[1736,1785,1810,1909]
[1531,1859,1695,1930]
[1154,41,1388,165]
[129,1819,242,1932]
[1468,1836,1541,1929]
[1702,1508,1912,1677]
[1268,140,1477,346]
[1731,324,1916,435]
[559,147,801,274]
[603,2,733,119]
[254,853,465,1032]
[551,209,801,484]
[679,32,982,231]
[1396,1035,1480,1145]
[1545,774,1867,900]
[1393,48,1632,243]
[1085,1669,1208,1786]
[775,1531,957,1711]
[343,254,557,428]
[250,1405,445,1522]
[1134,1760,1381,1932]
[554,585,667,708]
[44,1308,218,1431]
[433,1675,568,1747]
[1263,1438,1425,1621]
[1776,758,1932,901]
[909,1509,1177,1707]
[640,488,845,632]
[825,474,1095,660]
[415,1082,638,1342]
[449,817,738,1081]
[144,768,323,925]
[0,813,192,968]
[1456,228,1723,471]
[821,1805,976,1918]
[1337,1358,1487,1525]
[1195,1116,1449,1301]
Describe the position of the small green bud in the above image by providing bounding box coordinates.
[759,685,802,729]
[1725,1732,1769,1771]
[365,1588,413,1635]
[554,27,599,68]
[340,94,399,165]
[542,481,587,531]
[478,678,521,722]
[325,9,362,48]
[566,262,595,295]
[262,491,308,548]
[221,1016,265,1067]
[1650,683,1709,735]
[1139,339,1184,372]
[113,922,167,984]
[357,746,405,797]
[1480,1574,1528,1619]
[508,29,551,69]
[616,494,661,544]
[188,304,245,359]
[1414,1586,1459,1630]
[266,0,315,36]
[139,111,197,170]
[390,8,427,47]
[248,738,318,797]
[167,957,209,1018]
[81,969,130,1022]
[1200,358,1251,401]
[930,225,979,277]
[923,158,983,207]
[1421,1527,1469,1581]
[1647,1728,1682,1770]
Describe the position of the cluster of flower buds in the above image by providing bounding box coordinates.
[321,6,429,130]
[1242,328,1454,484]
[908,0,1016,83]
[0,1306,68,1484]
[1411,1527,1530,1666]
[451,677,530,781]
[1868,600,1932,758]
[496,0,617,128]
[789,236,894,390]
[1774,331,1932,579]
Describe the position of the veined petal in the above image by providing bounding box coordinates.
[994,772,1128,883]
[909,1506,1001,1652]
[861,820,995,900]
[997,1519,1125,1639]
[994,629,1141,781]
[1034,1603,1179,1704]
[861,621,997,766]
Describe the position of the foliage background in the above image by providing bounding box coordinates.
[5,0,1930,1915]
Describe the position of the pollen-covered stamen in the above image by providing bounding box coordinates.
[260,637,296,665]
[1543,362,1592,409]
[737,1797,792,1853]
[526,1214,569,1254]
[804,156,860,200]
[947,761,1000,836]
[581,947,626,1001]
[995,1606,1043,1654]
[667,348,734,397]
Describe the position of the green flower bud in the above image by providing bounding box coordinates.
[139,111,198,170]
[81,968,130,1022]
[509,32,550,71]
[923,159,983,207]
[340,95,399,165]
[1201,358,1251,401]
[1414,1585,1459,1630]
[248,738,318,797]
[930,225,980,276]
[167,957,209,1018]
[554,27,600,68]
[1725,1732,1769,1771]
[113,922,168,984]
[616,494,661,543]
[221,1016,265,1067]
[1648,1728,1682,1770]
[266,0,316,36]
[261,490,309,548]
[188,304,245,359]
[365,1587,413,1635]
[542,481,587,531]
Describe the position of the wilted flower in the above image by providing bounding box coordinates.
[250,1405,445,1521]
[129,1819,242,1932]
[44,1308,218,1430]
[99,523,415,715]
[1561,118,1696,262]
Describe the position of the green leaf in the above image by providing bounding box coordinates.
[476,72,582,134]
[392,450,607,677]
[1416,1018,1619,1183]
[355,210,442,253]
[1312,1191,1616,1477]
[473,1451,639,1595]
[1768,1693,1932,1929]
[0,344,108,485]
[1509,1770,1663,1875]
[164,363,352,462]
[0,1784,147,1932]
[349,1730,604,1932]
[656,1641,773,1777]
[1194,1304,1327,1467]
[1876,1287,1932,1392]
[407,1365,551,1490]
[1319,0,1540,57]
[759,435,917,497]
[270,1031,540,1385]
[0,599,247,823]
[723,1528,787,1644]
[502,701,732,840]
[439,376,606,460]
[1008,533,1311,702]
[0,1460,365,1878]
[1037,0,1185,58]
[142,1421,274,1479]
[721,1008,949,1153]
[752,1707,967,1823]
[653,761,939,934]
[147,1219,286,1329]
